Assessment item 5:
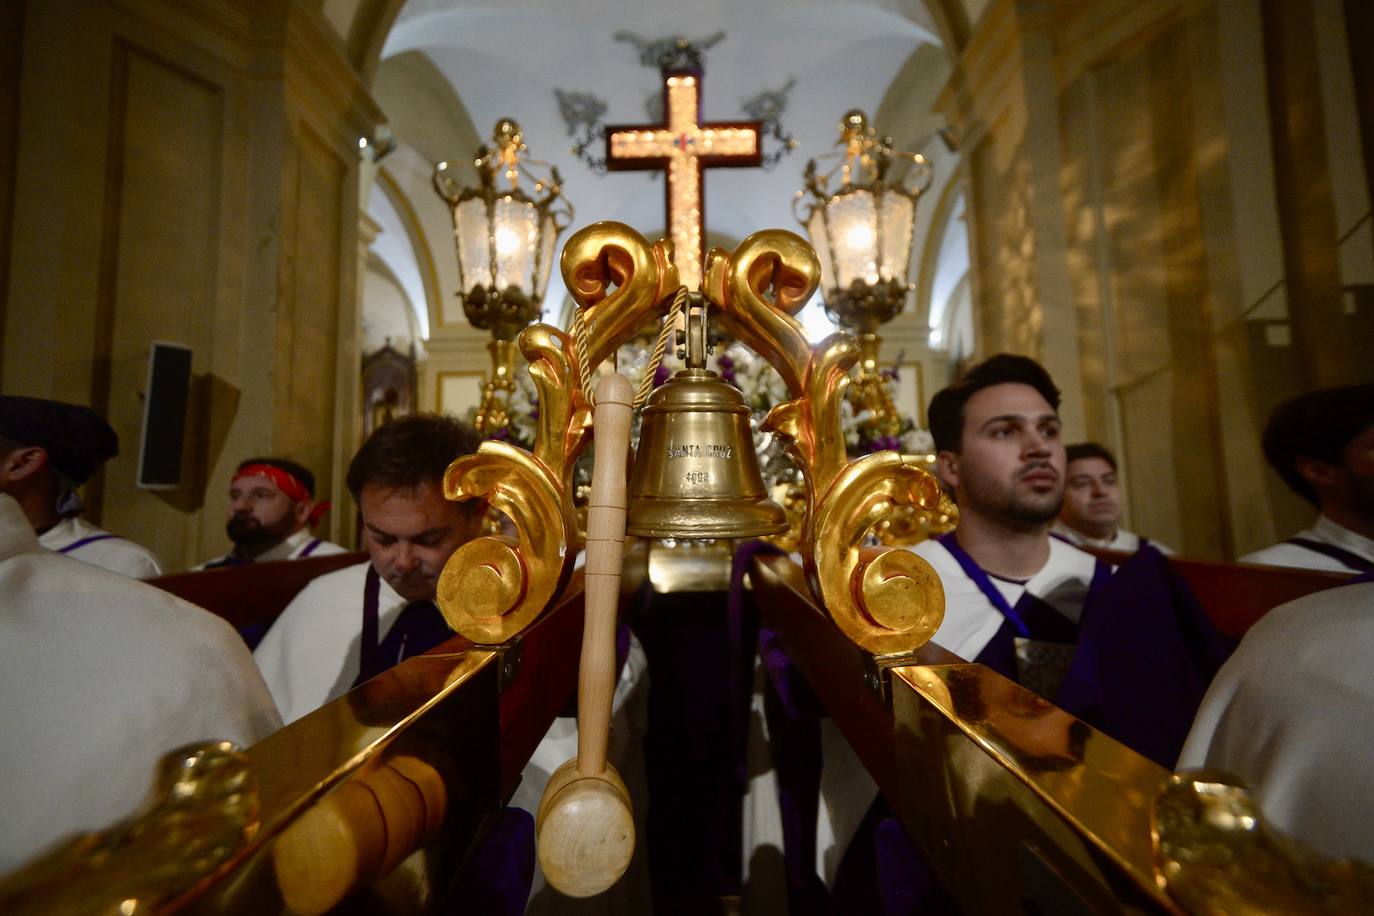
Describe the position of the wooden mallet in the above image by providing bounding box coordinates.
[535,372,636,898]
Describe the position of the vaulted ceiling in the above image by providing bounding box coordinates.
[354,0,973,344]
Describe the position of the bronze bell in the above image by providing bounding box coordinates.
[625,294,787,540]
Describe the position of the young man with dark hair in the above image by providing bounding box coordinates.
[1052,442,1173,554]
[197,457,345,569]
[912,354,1225,755]
[254,414,486,722]
[1239,384,1374,572]
[0,395,162,578]
[912,354,1109,695]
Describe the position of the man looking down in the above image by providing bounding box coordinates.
[253,416,485,723]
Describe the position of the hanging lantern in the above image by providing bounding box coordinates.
[433,119,574,434]
[792,109,931,335]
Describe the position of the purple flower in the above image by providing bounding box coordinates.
[653,364,672,387]
[717,354,736,371]
[490,427,510,442]
[721,369,739,388]
[529,407,540,421]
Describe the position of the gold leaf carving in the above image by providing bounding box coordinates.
[709,229,949,654]
[437,222,675,645]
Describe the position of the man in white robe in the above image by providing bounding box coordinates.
[911,355,1111,687]
[253,417,487,721]
[0,492,281,872]
[1239,384,1374,573]
[254,414,647,910]
[1178,578,1374,862]
[0,395,162,578]
[1053,442,1174,555]
[195,457,345,570]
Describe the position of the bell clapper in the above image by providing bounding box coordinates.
[535,371,636,898]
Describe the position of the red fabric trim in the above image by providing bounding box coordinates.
[233,463,311,503]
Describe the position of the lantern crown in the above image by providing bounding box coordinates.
[433,119,574,342]
[793,110,932,334]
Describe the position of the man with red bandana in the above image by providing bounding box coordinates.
[196,457,345,569]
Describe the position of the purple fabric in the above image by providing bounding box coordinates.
[728,540,788,787]
[454,807,535,916]
[1055,544,1231,766]
[237,622,269,651]
[832,803,957,916]
[633,588,750,905]
[352,565,454,689]
[757,627,827,721]
[298,537,324,558]
[733,540,829,914]
[761,655,828,915]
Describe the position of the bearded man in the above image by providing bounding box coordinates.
[909,354,1112,695]
[197,457,344,569]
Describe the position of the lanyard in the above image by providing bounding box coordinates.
[297,537,323,558]
[936,532,1032,638]
[57,533,120,554]
[1286,537,1374,573]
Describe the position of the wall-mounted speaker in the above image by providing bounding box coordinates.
[136,341,193,489]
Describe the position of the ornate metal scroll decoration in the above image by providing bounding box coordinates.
[704,230,951,655]
[556,89,610,174]
[0,742,258,915]
[613,30,726,71]
[741,78,800,169]
[438,222,679,644]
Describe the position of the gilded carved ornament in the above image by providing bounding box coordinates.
[437,222,679,644]
[438,220,950,655]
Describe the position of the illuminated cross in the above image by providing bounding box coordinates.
[605,70,761,290]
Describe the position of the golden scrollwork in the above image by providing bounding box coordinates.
[438,222,678,644]
[705,230,950,654]
[1154,771,1374,913]
[0,742,257,915]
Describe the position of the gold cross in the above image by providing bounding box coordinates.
[606,70,761,289]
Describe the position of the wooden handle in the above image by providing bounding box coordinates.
[272,756,447,914]
[534,372,637,898]
[577,372,634,776]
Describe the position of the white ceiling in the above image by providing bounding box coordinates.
[383,0,941,254]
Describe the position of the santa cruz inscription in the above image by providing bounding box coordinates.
[668,443,734,485]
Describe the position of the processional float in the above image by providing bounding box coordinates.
[2,220,1363,914]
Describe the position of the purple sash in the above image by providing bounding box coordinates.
[297,537,324,558]
[351,566,452,689]
[1285,537,1374,573]
[57,533,121,554]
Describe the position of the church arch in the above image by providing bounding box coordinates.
[370,167,442,340]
